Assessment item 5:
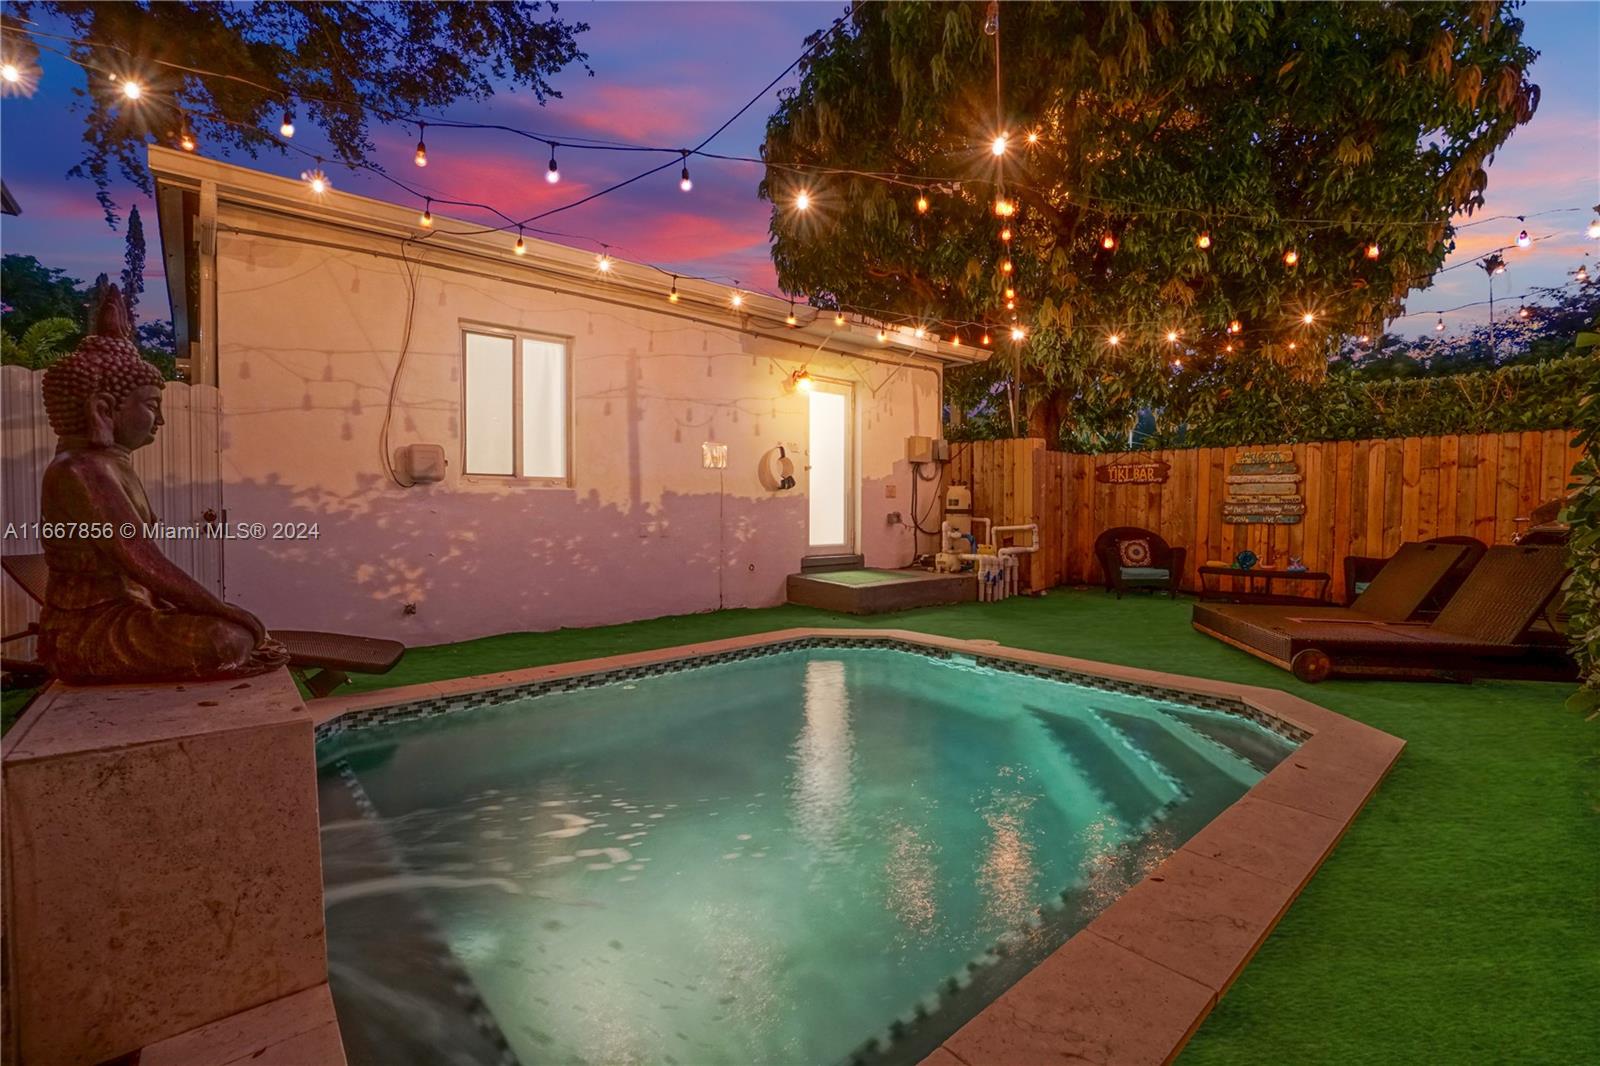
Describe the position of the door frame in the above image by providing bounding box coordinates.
[805,376,857,556]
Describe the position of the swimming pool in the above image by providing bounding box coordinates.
[315,638,1301,1065]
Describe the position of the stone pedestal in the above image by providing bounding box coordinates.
[2,668,330,1065]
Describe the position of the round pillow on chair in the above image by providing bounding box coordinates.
[1118,538,1153,568]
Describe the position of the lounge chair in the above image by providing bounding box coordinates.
[1193,540,1471,641]
[1094,526,1186,599]
[1,553,404,697]
[1192,545,1574,683]
[1341,535,1486,608]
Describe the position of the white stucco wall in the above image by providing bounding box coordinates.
[212,205,944,644]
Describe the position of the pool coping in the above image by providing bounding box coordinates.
[312,628,1404,1065]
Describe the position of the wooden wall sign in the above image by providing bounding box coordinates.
[1096,459,1170,485]
[1223,449,1303,524]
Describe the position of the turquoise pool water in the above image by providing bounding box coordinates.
[317,645,1296,1065]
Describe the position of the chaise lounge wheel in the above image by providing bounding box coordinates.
[1291,649,1332,684]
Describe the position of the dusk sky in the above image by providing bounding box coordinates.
[2,1,1596,339]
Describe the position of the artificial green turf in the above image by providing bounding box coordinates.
[5,590,1595,1061]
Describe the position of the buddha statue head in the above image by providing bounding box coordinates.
[41,285,165,451]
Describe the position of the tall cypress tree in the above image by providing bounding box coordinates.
[120,204,145,325]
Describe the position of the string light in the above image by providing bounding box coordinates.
[794,190,811,211]
[876,329,888,343]
[1010,326,1026,341]
[1100,233,1116,251]
[1283,249,1299,267]
[668,277,679,303]
[596,251,612,273]
[414,123,427,167]
[1301,311,1316,325]
[791,368,813,392]
[1435,316,1445,332]
[1587,218,1600,239]
[1003,286,1014,299]
[999,226,1012,242]
[679,152,692,192]
[1517,306,1529,320]
[514,226,526,255]
[994,198,1015,217]
[1196,232,1211,249]
[730,292,744,308]
[981,332,992,346]
[1577,264,1590,283]
[1358,334,1371,344]
[1166,330,1179,343]
[1288,341,1298,350]
[1515,228,1530,248]
[547,143,561,184]
[1025,131,1039,144]
[302,164,329,194]
[1106,333,1121,346]
[119,78,142,101]
[913,325,926,338]
[785,299,797,326]
[1365,242,1380,260]
[419,198,433,228]
[0,63,19,84]
[1000,259,1013,274]
[834,312,846,326]
[1228,320,1242,334]
[1224,343,1234,353]
[279,108,295,138]
[915,189,929,213]
[178,126,195,152]
[991,134,1008,157]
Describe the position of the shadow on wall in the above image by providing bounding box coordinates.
[224,475,810,644]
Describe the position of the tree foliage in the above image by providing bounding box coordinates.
[1,254,178,377]
[763,1,1540,438]
[0,316,79,370]
[2,1,590,223]
[120,203,146,323]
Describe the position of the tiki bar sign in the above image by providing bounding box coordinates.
[1095,459,1171,485]
[1223,449,1304,525]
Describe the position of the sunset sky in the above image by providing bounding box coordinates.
[2,1,1595,339]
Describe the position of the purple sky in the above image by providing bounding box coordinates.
[2,1,1595,339]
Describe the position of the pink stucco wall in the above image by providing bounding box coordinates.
[213,207,944,644]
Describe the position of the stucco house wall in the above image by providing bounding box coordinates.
[154,151,977,645]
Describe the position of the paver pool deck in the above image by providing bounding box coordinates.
[316,627,1403,1066]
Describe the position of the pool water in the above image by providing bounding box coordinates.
[317,646,1296,1066]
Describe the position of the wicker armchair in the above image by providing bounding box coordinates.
[1094,526,1186,599]
[1341,536,1486,610]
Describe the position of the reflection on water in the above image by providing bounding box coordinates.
[319,647,1296,1066]
[790,659,855,862]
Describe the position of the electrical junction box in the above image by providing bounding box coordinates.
[945,485,972,513]
[906,435,935,464]
[400,443,447,483]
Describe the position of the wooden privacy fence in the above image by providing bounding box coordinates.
[948,429,1583,603]
[1,364,223,658]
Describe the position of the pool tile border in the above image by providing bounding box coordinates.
[311,628,1403,1066]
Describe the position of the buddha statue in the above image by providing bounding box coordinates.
[36,286,287,684]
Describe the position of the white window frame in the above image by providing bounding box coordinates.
[460,323,574,485]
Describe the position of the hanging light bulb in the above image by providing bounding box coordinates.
[795,190,811,211]
[301,165,330,194]
[834,312,846,326]
[413,123,428,167]
[1010,326,1026,341]
[1517,305,1529,320]
[596,251,612,273]
[1003,286,1015,299]
[668,277,680,303]
[1000,259,1013,274]
[1435,316,1445,332]
[877,329,888,343]
[1225,343,1234,353]
[514,227,526,256]
[1000,226,1012,242]
[993,198,1014,217]
[1577,264,1590,283]
[981,332,992,346]
[785,300,797,327]
[280,108,295,138]
[1166,330,1179,343]
[1516,229,1530,249]
[983,1,999,36]
[419,198,433,228]
[1197,232,1212,250]
[1228,319,1242,334]
[1288,341,1298,350]
[547,143,561,184]
[1365,242,1381,260]
[1587,218,1600,240]
[1283,249,1299,267]
[1301,311,1316,325]
[1026,131,1039,144]
[991,134,1008,157]
[120,79,143,101]
[1101,233,1116,251]
[679,151,692,192]
[1107,333,1121,346]
[1358,334,1371,344]
[913,325,926,339]
[178,125,196,152]
[915,189,929,213]
[730,292,744,308]
[1005,299,1015,311]
[0,63,19,84]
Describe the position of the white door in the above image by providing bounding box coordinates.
[807,379,855,553]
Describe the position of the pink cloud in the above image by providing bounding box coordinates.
[559,84,720,144]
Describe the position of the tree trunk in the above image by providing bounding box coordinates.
[1027,389,1070,447]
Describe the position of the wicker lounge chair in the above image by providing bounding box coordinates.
[1,552,404,697]
[1094,526,1186,599]
[1192,544,1573,683]
[1193,541,1471,638]
[1341,535,1486,608]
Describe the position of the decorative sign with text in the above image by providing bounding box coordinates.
[1095,459,1171,485]
[1223,449,1303,524]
